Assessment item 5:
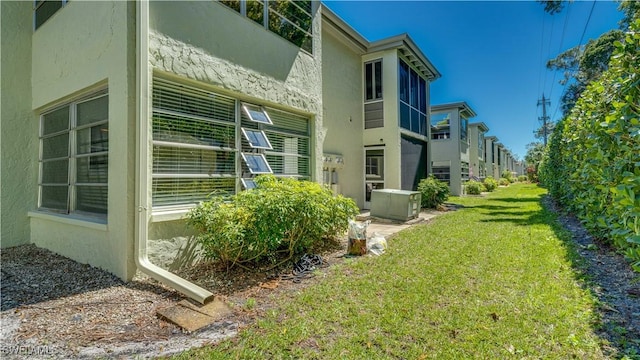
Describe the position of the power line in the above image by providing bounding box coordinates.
[549,0,597,122]
[548,3,572,101]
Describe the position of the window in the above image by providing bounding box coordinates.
[460,118,468,142]
[219,0,314,53]
[432,166,450,185]
[34,0,67,30]
[431,112,451,140]
[152,78,237,207]
[365,148,384,203]
[39,91,109,216]
[241,178,257,189]
[152,76,310,207]
[365,59,383,101]
[364,59,383,129]
[398,60,427,135]
[241,153,272,174]
[461,162,469,181]
[478,132,484,156]
[242,128,272,149]
[242,103,272,125]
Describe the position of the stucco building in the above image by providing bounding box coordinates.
[1,1,441,302]
[429,102,476,196]
[468,122,489,180]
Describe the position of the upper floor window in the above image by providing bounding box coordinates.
[398,60,427,135]
[219,0,314,53]
[39,90,109,217]
[478,132,484,154]
[431,112,451,140]
[460,118,468,142]
[365,59,383,102]
[34,0,67,30]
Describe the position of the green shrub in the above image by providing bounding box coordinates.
[418,176,450,209]
[483,176,498,192]
[517,175,528,182]
[186,175,359,268]
[501,170,514,183]
[465,180,484,195]
[539,18,640,271]
[499,178,510,186]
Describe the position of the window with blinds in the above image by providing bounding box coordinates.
[152,78,237,207]
[152,76,311,207]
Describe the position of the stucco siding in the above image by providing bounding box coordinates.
[321,29,365,207]
[28,1,136,280]
[148,1,323,183]
[1,1,37,247]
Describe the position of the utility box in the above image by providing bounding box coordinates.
[370,189,421,222]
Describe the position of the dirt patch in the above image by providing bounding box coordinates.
[0,237,351,359]
[543,195,640,357]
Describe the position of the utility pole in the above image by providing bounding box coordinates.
[537,94,550,146]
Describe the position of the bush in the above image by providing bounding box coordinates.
[501,170,514,183]
[186,175,359,269]
[517,175,528,182]
[465,180,485,195]
[483,176,498,192]
[539,18,640,271]
[499,178,511,186]
[418,176,450,209]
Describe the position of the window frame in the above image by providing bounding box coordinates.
[242,103,273,125]
[218,0,314,53]
[34,0,68,30]
[241,153,273,174]
[364,59,383,102]
[398,59,427,135]
[38,90,109,218]
[241,128,273,149]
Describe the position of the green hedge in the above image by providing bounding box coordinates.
[483,176,498,192]
[540,19,640,271]
[186,175,359,269]
[418,176,450,208]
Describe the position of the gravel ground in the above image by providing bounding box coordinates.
[1,198,639,358]
[0,245,239,359]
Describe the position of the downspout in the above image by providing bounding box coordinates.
[135,0,214,305]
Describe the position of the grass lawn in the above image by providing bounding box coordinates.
[175,183,606,359]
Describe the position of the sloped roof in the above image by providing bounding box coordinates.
[321,4,441,80]
[431,101,477,119]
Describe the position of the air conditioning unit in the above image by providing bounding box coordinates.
[370,189,421,222]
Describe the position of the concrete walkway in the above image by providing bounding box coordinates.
[356,210,442,239]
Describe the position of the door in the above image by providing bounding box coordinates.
[364,147,385,209]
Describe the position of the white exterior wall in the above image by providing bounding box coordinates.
[26,2,137,280]
[361,50,402,190]
[430,108,464,196]
[484,137,496,179]
[321,27,365,207]
[1,1,37,248]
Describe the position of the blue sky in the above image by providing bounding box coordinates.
[323,0,623,159]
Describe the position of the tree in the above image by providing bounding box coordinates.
[525,142,545,168]
[546,30,623,116]
[537,0,564,15]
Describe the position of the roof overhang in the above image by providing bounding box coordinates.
[469,122,489,132]
[369,33,441,81]
[320,5,441,81]
[431,101,477,119]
